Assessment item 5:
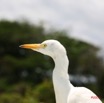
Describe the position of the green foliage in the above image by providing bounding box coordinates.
[34,80,55,103]
[0,20,104,102]
[0,81,54,103]
[0,93,22,103]
[0,93,38,103]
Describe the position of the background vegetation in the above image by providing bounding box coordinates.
[0,20,104,103]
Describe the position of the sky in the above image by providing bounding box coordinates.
[0,0,104,54]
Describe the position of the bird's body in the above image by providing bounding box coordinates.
[68,87,101,103]
[20,40,102,103]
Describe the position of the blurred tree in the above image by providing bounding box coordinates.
[34,80,55,103]
[0,20,104,102]
[0,20,48,85]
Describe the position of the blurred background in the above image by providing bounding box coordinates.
[0,0,104,103]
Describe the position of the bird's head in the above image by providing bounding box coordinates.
[20,40,66,59]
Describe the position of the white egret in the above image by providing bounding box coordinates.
[20,40,102,103]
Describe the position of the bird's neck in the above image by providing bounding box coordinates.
[53,54,69,77]
[52,54,73,103]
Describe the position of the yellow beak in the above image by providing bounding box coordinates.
[19,44,43,49]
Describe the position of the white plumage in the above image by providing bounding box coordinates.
[20,40,102,103]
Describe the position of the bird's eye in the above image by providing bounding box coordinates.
[43,44,47,48]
